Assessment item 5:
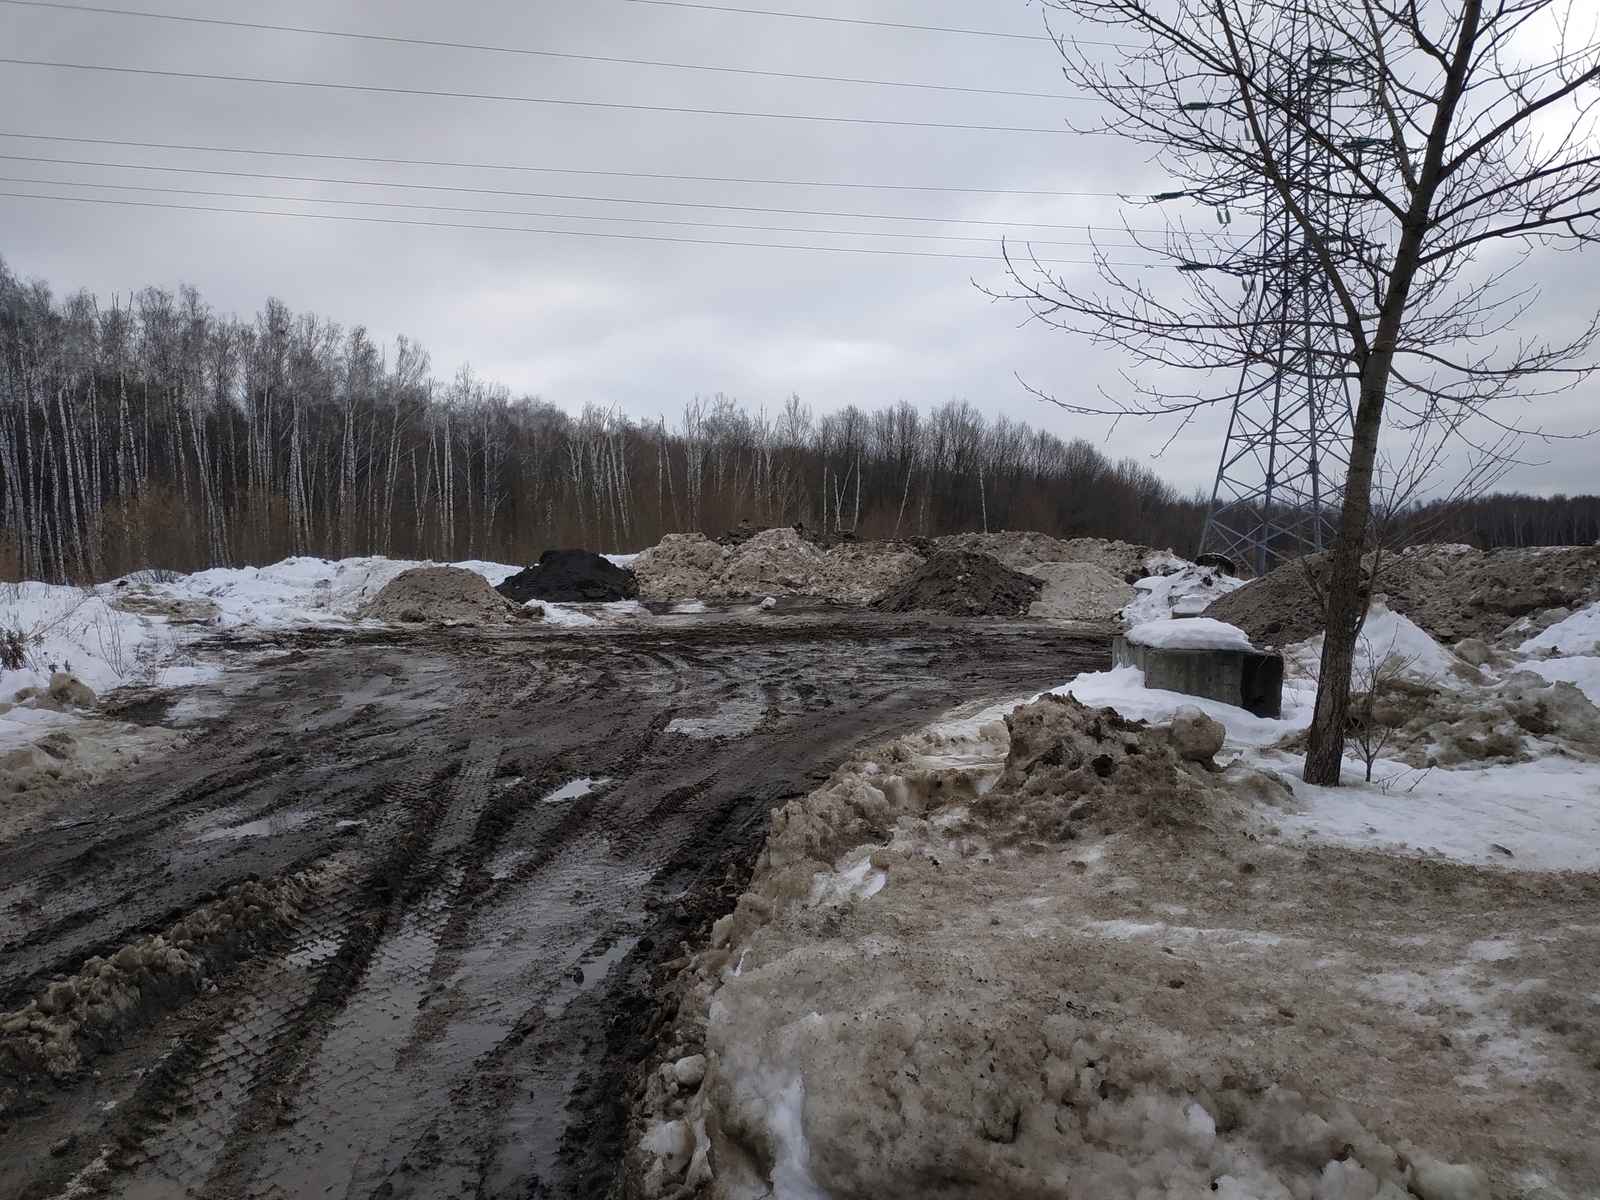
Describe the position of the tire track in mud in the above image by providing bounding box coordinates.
[1,620,1111,1200]
[232,736,506,1200]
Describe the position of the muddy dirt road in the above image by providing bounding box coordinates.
[1,613,1108,1199]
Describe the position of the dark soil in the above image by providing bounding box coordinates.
[496,548,638,603]
[871,550,1044,617]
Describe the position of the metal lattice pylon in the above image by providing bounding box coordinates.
[1198,35,1376,577]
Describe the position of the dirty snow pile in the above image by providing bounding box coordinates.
[630,683,1600,1199]
[630,530,924,604]
[1,874,310,1115]
[1204,542,1600,649]
[631,527,1211,621]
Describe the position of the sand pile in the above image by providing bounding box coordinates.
[1207,543,1600,648]
[495,549,637,603]
[872,551,1042,617]
[622,692,1585,1199]
[360,566,533,625]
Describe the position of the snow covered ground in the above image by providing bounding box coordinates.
[1065,598,1600,872]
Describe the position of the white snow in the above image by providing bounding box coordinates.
[1121,562,1246,623]
[1124,617,1257,653]
[1323,603,1464,687]
[1055,665,1312,747]
[542,776,610,804]
[1520,600,1600,657]
[0,580,219,699]
[1055,590,1600,874]
[1518,655,1600,707]
[1278,755,1600,870]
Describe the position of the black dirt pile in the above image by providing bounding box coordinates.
[495,549,638,603]
[1205,543,1600,647]
[871,550,1042,617]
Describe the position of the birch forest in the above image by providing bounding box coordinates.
[0,259,1212,583]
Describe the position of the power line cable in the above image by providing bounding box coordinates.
[0,173,1148,248]
[620,0,1057,42]
[0,131,1129,197]
[0,57,1080,134]
[0,0,1073,102]
[0,152,1148,234]
[0,187,1161,266]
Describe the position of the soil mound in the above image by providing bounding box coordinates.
[495,549,637,603]
[1206,543,1600,647]
[872,550,1042,616]
[360,566,531,625]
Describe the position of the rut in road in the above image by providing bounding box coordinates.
[0,618,1109,1199]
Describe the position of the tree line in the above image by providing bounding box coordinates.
[1,260,1212,582]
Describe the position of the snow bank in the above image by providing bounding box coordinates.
[1277,756,1600,871]
[0,581,216,700]
[0,556,534,705]
[1058,665,1311,748]
[627,691,1586,1200]
[1520,599,1600,657]
[1125,616,1256,652]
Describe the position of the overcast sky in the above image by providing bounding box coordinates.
[1,0,1594,497]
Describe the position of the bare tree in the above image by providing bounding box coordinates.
[1002,0,1600,785]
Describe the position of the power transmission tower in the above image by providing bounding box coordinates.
[1197,34,1378,577]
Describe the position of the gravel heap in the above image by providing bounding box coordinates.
[1205,543,1600,647]
[360,566,533,625]
[871,550,1043,617]
[495,549,637,603]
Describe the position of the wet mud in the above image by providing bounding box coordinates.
[0,615,1107,1198]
